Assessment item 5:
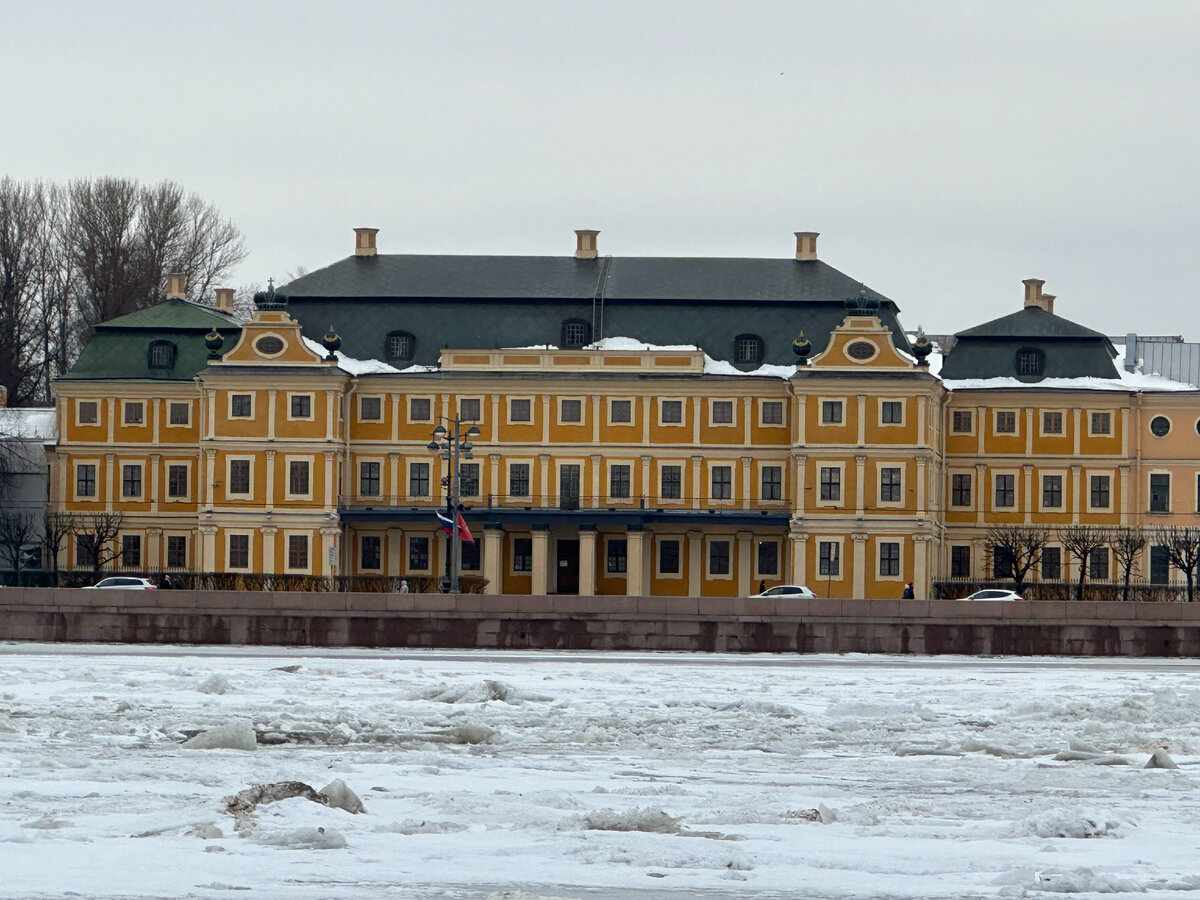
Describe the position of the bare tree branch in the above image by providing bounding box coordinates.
[1058,525,1110,602]
[983,524,1050,595]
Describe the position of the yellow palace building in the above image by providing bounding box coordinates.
[46,230,1200,598]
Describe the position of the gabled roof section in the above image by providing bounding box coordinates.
[955,306,1110,343]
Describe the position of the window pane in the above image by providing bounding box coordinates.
[610,400,631,423]
[819,541,840,575]
[762,401,783,424]
[879,542,900,576]
[231,394,252,417]
[820,467,841,501]
[661,465,682,499]
[408,536,429,571]
[409,462,430,497]
[166,536,186,568]
[881,401,902,424]
[757,541,778,575]
[169,402,189,425]
[410,397,431,421]
[661,400,682,424]
[290,395,311,417]
[606,539,627,574]
[512,537,532,572]
[121,535,141,567]
[659,539,680,574]
[1150,473,1170,512]
[167,465,188,498]
[880,468,901,502]
[609,465,631,499]
[459,463,480,496]
[561,399,582,423]
[288,535,308,569]
[360,397,381,420]
[230,460,250,494]
[459,399,480,421]
[509,463,530,497]
[229,534,250,569]
[360,461,380,496]
[289,460,310,495]
[712,401,733,424]
[1041,547,1061,580]
[761,466,782,500]
[709,540,730,575]
[510,398,531,422]
[711,466,732,500]
[361,536,381,570]
[821,401,842,424]
[950,545,971,578]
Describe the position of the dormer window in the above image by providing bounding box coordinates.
[386,331,415,362]
[562,319,591,348]
[148,340,176,369]
[734,334,763,364]
[1017,348,1044,377]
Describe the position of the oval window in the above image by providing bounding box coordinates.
[1150,415,1171,437]
[255,335,284,356]
[846,340,876,361]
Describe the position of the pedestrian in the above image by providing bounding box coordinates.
[399,578,410,594]
[902,582,914,599]
[758,580,766,594]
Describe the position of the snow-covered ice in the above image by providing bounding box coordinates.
[3,645,1200,898]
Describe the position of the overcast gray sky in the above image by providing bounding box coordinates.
[5,0,1198,339]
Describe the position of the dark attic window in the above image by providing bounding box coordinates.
[148,340,176,370]
[562,319,591,348]
[386,331,415,362]
[735,334,763,364]
[1017,347,1044,378]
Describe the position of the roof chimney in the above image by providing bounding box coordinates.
[794,231,819,261]
[354,227,379,257]
[574,229,599,259]
[214,288,235,312]
[1022,278,1053,313]
[165,272,186,300]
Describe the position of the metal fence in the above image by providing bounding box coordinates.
[934,578,1189,602]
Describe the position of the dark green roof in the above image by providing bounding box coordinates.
[955,306,1110,341]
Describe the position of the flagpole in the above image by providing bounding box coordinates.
[428,415,481,594]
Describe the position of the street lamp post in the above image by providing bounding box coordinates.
[427,417,480,593]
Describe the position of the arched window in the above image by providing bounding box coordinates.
[734,334,763,364]
[385,331,415,361]
[148,340,176,369]
[1016,347,1044,378]
[562,319,591,348]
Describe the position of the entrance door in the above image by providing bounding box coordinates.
[556,539,580,594]
[559,464,581,510]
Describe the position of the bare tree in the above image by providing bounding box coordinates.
[0,510,37,581]
[0,178,53,405]
[1058,525,1110,602]
[1110,527,1147,603]
[984,524,1050,595]
[1153,526,1200,603]
[41,510,77,585]
[74,512,125,575]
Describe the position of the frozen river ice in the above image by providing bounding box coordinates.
[3,644,1200,899]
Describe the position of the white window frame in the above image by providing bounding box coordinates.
[993,408,1019,436]
[606,459,636,501]
[758,399,786,429]
[878,399,905,427]
[287,392,316,422]
[705,535,734,581]
[75,399,100,427]
[164,459,193,502]
[226,530,254,572]
[607,397,636,427]
[1040,409,1066,437]
[285,454,315,502]
[506,458,535,499]
[358,532,385,573]
[1088,410,1113,437]
[119,460,144,500]
[284,530,311,574]
[877,463,904,508]
[819,397,846,426]
[357,456,385,498]
[407,395,434,424]
[406,458,432,499]
[657,398,687,427]
[708,398,737,428]
[992,468,1020,510]
[357,395,384,423]
[657,459,687,505]
[166,400,191,428]
[758,462,785,503]
[73,458,101,502]
[225,455,255,497]
[1038,468,1068,512]
[950,408,975,435]
[1085,468,1115,513]
[816,461,846,508]
[948,469,974,508]
[122,400,146,427]
[557,396,585,425]
[875,539,903,582]
[707,461,735,504]
[507,395,535,425]
[753,538,782,580]
[654,535,684,579]
[228,392,254,419]
[817,536,844,580]
[457,396,484,423]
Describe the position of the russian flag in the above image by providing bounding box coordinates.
[435,510,455,535]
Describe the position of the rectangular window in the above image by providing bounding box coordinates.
[993,545,1015,579]
[1090,474,1111,509]
[287,534,309,569]
[121,534,141,567]
[712,400,733,424]
[509,398,531,423]
[711,466,732,500]
[229,534,250,569]
[879,541,900,577]
[1089,547,1109,580]
[359,396,382,421]
[459,463,480,497]
[166,535,186,568]
[606,538,627,574]
[821,400,843,424]
[1091,412,1111,435]
[1042,474,1063,508]
[409,397,431,422]
[169,402,189,425]
[951,473,972,507]
[819,541,840,576]
[819,467,841,501]
[950,545,971,578]
[231,394,252,418]
[761,401,783,425]
[660,400,683,424]
[458,398,481,421]
[461,540,480,571]
[609,464,631,499]
[880,467,901,502]
[995,411,1016,434]
[409,536,430,571]
[409,462,430,497]
[881,401,902,424]
[1043,411,1063,434]
[610,400,632,424]
[951,409,973,433]
[1150,473,1170,512]
[509,463,530,497]
[223,459,249,495]
[76,464,96,497]
[1042,546,1061,580]
[290,394,312,418]
[361,535,381,570]
[167,464,188,498]
[78,401,98,424]
[288,460,310,496]
[761,466,782,500]
[1150,545,1170,584]
[994,473,1015,508]
[560,399,582,423]
[76,535,96,567]
[709,540,730,575]
[757,541,778,576]
[661,465,682,500]
[124,401,144,425]
[359,461,381,497]
[512,537,532,572]
[659,539,680,575]
[121,464,142,498]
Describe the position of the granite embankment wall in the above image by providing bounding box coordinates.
[3,588,1200,655]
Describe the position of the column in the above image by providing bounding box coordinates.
[390,394,400,443]
[152,398,161,445]
[386,527,404,576]
[539,454,550,505]
[590,454,602,508]
[260,526,277,573]
[641,397,651,445]
[319,526,340,576]
[912,534,929,600]
[205,449,217,508]
[793,453,807,517]
[625,525,644,596]
[690,455,703,510]
[851,532,867,599]
[1119,464,1131,526]
[389,453,400,504]
[264,450,276,511]
[975,463,987,526]
[146,527,162,571]
[267,390,277,440]
[206,390,216,440]
[323,452,336,512]
[640,455,651,505]
[489,454,501,504]
[483,525,504,594]
[591,396,601,444]
[107,398,115,444]
[742,397,752,446]
[857,395,867,445]
[687,530,703,597]
[741,457,752,510]
[104,452,114,513]
[855,454,866,517]
[325,390,336,441]
[199,525,218,573]
[530,526,550,595]
[149,453,161,514]
[795,395,807,445]
[541,396,551,444]
[736,530,752,597]
[1072,408,1082,455]
[1071,464,1082,525]
[916,457,927,517]
[916,394,927,447]
[578,527,597,597]
[788,531,808,585]
[1025,408,1034,457]
[1022,463,1033,525]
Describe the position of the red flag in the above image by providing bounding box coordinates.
[456,511,474,545]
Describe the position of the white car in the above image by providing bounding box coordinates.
[959,588,1023,602]
[83,576,158,590]
[749,585,817,599]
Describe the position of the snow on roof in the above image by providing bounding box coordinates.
[942,347,1198,393]
[585,336,701,353]
[301,337,402,375]
[0,407,57,440]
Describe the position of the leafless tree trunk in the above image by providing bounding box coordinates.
[1153,526,1200,603]
[983,524,1050,595]
[74,512,125,576]
[0,510,37,579]
[0,178,52,405]
[1110,527,1147,602]
[1059,525,1109,602]
[41,510,76,585]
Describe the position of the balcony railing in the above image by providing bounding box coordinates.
[339,492,792,512]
